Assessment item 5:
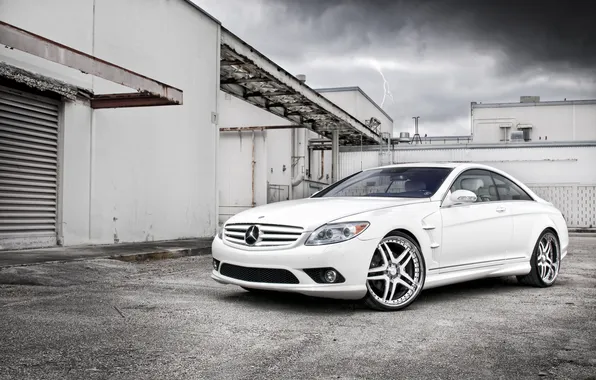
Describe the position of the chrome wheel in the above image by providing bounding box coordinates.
[537,232,559,285]
[517,230,561,288]
[366,235,424,310]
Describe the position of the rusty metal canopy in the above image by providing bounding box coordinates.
[0,21,182,109]
[219,28,380,146]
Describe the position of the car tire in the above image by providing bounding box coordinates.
[364,232,426,311]
[517,230,561,287]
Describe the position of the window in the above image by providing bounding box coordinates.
[449,169,497,202]
[490,173,533,201]
[312,167,453,198]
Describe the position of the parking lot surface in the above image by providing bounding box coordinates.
[0,236,595,380]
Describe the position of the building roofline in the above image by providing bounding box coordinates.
[182,0,222,25]
[471,99,596,109]
[316,86,394,122]
[220,28,381,145]
[340,140,596,152]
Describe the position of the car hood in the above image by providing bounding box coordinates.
[225,197,428,230]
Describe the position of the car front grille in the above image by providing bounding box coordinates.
[219,263,300,284]
[223,223,304,247]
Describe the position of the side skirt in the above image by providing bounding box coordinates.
[423,260,531,290]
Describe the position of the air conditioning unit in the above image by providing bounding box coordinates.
[510,131,524,142]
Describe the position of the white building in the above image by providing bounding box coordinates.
[217,82,393,224]
[471,97,596,143]
[1,0,385,249]
[340,97,596,229]
[0,0,223,250]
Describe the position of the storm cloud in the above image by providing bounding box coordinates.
[196,0,596,136]
[265,0,596,73]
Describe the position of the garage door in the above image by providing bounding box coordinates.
[0,85,60,250]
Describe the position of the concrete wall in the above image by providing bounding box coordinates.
[217,89,334,223]
[472,102,596,143]
[218,130,268,224]
[1,0,221,244]
[217,91,291,223]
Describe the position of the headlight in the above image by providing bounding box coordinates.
[305,222,369,246]
[216,226,223,240]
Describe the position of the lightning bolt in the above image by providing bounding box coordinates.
[368,60,395,109]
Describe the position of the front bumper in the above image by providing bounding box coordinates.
[210,236,379,300]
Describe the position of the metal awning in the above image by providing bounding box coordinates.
[0,21,182,108]
[219,28,380,145]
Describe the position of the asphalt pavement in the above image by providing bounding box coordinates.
[0,236,595,380]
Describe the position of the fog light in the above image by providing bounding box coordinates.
[213,259,219,270]
[324,269,337,283]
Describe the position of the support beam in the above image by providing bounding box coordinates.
[90,93,178,109]
[245,91,296,98]
[220,60,246,66]
[332,130,339,183]
[0,20,183,106]
[268,102,310,108]
[221,77,272,84]
[219,125,303,132]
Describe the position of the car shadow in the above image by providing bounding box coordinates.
[216,276,534,313]
[416,276,525,305]
[220,289,367,314]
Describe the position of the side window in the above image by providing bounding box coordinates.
[449,169,498,202]
[490,173,533,201]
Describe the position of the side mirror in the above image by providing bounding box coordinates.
[445,189,477,206]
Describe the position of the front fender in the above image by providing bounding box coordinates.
[337,201,442,271]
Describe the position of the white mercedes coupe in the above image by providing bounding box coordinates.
[211,163,568,311]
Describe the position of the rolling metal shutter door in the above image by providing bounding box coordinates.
[0,86,59,249]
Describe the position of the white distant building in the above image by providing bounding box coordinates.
[339,96,596,229]
[471,97,596,143]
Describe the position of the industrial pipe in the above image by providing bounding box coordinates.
[291,174,305,186]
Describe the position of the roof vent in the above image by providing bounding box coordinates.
[296,74,306,83]
[398,132,411,143]
[520,96,540,103]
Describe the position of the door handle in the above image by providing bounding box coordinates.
[496,206,506,213]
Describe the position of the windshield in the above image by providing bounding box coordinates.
[313,167,453,198]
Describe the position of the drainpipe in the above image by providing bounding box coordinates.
[331,130,339,183]
[318,150,324,180]
[290,127,305,196]
[289,128,294,200]
[307,146,312,179]
[251,131,255,207]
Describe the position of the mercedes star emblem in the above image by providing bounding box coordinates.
[244,225,260,245]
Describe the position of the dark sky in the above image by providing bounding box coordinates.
[196,0,596,136]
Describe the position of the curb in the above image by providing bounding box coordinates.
[0,242,213,268]
[110,246,212,262]
[569,232,596,238]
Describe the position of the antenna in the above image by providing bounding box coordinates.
[412,116,422,144]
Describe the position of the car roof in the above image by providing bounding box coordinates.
[367,162,467,170]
